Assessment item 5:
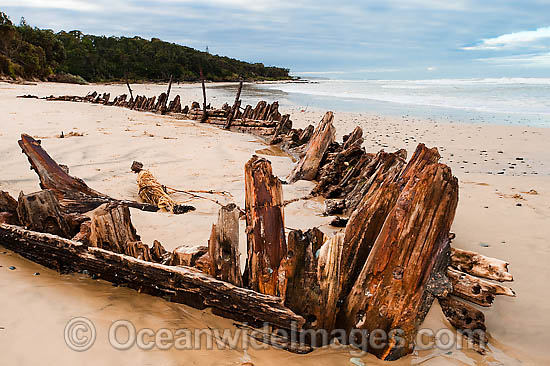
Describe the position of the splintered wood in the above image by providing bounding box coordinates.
[208,203,242,286]
[244,156,286,296]
[288,111,335,183]
[0,103,518,361]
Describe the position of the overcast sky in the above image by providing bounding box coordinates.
[3,0,550,79]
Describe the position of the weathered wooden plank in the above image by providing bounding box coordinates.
[450,247,513,282]
[0,223,305,330]
[447,267,515,307]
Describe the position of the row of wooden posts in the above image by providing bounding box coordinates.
[6,85,517,360]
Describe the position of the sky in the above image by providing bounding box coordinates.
[3,0,550,79]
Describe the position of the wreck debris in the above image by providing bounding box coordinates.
[0,98,518,361]
[288,111,336,183]
[0,191,19,225]
[200,68,208,123]
[17,190,76,238]
[244,156,286,296]
[224,79,243,130]
[438,296,488,352]
[0,222,305,330]
[18,134,159,213]
[339,163,458,360]
[131,161,195,214]
[450,247,513,282]
[447,267,515,307]
[282,229,345,332]
[207,203,243,286]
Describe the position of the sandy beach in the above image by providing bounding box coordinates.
[1,81,549,366]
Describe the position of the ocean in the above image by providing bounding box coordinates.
[247,78,550,127]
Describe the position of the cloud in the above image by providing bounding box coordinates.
[388,0,471,11]
[150,0,304,12]
[477,52,550,67]
[464,26,550,50]
[3,0,99,12]
[296,68,402,75]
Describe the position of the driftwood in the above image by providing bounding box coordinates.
[244,156,286,296]
[288,111,336,183]
[18,134,158,213]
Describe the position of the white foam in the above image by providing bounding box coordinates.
[264,78,550,116]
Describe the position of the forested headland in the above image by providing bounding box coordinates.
[0,11,291,83]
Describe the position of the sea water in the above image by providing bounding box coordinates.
[250,78,550,127]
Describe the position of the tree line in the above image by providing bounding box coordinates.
[0,11,290,82]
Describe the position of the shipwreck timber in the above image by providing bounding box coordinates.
[5,89,517,360]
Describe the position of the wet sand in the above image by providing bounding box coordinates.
[1,82,549,366]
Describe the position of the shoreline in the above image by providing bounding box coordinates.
[0,81,549,365]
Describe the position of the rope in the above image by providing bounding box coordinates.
[137,170,194,214]
[137,170,177,212]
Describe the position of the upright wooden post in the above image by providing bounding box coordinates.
[224,79,243,129]
[208,203,243,286]
[161,74,173,115]
[339,163,459,360]
[288,111,336,183]
[199,67,208,123]
[125,72,133,101]
[244,156,286,296]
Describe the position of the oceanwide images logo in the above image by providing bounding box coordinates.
[64,317,486,354]
[64,317,97,352]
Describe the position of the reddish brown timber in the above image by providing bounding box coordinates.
[288,111,336,183]
[18,134,158,213]
[208,203,243,286]
[340,163,458,360]
[344,149,407,215]
[447,267,515,307]
[244,156,286,296]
